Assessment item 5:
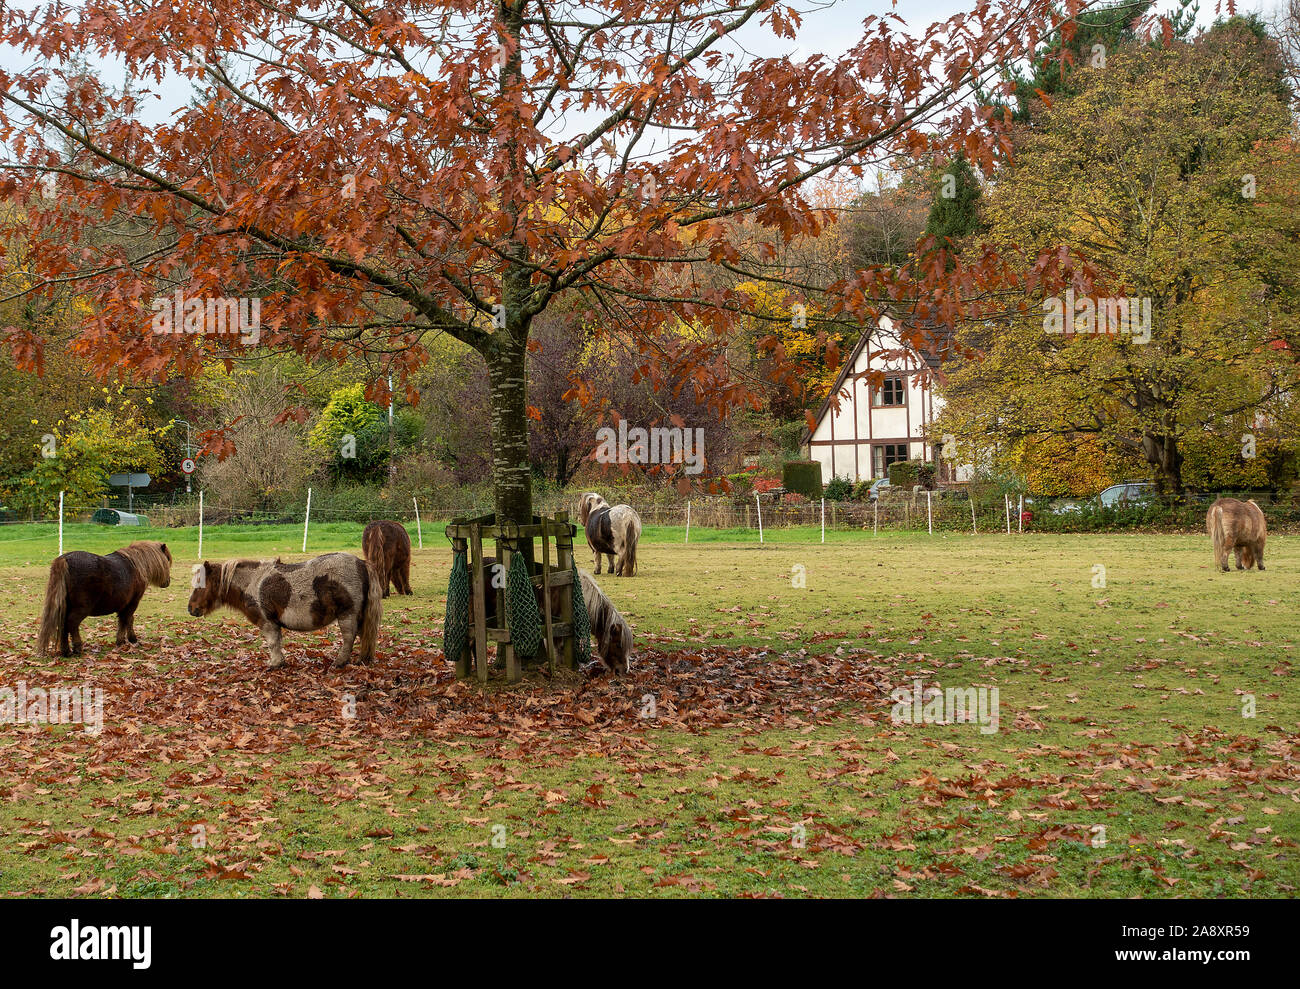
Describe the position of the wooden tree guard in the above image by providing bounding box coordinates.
[444,512,578,683]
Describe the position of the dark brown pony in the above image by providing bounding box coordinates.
[362,520,412,597]
[37,541,173,657]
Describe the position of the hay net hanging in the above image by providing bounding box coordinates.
[443,547,470,665]
[571,559,591,664]
[506,547,542,659]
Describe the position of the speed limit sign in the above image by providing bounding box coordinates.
[181,458,196,474]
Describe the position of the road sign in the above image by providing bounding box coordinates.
[181,458,196,475]
[108,473,151,488]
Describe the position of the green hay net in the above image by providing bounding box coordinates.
[443,547,470,667]
[571,560,591,665]
[506,549,542,659]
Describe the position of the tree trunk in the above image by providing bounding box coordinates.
[486,341,532,526]
[556,445,569,488]
[1142,428,1184,499]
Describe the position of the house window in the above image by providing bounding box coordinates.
[873,443,909,478]
[874,376,905,406]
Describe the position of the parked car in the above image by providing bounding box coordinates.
[1098,481,1156,508]
[867,478,892,501]
[1026,482,1156,518]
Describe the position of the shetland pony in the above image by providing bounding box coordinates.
[37,541,173,657]
[362,520,412,597]
[468,560,634,673]
[569,569,634,673]
[1207,497,1267,572]
[576,492,641,576]
[188,553,383,669]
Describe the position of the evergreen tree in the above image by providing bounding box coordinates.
[986,0,1197,123]
[923,154,983,249]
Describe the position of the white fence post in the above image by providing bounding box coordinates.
[685,501,691,544]
[754,492,763,544]
[413,496,423,549]
[970,496,977,535]
[198,490,204,559]
[58,490,64,556]
[926,490,933,534]
[302,487,312,552]
[1018,495,1024,533]
[821,497,825,543]
[873,498,878,536]
[1005,494,1011,534]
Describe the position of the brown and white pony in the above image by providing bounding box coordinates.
[37,541,173,656]
[577,492,641,576]
[362,520,412,597]
[188,553,383,669]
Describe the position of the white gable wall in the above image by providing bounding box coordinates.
[807,317,969,485]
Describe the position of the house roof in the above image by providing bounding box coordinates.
[803,315,955,439]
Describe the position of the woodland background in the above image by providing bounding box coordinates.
[5,2,1300,522]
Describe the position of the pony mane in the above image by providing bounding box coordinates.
[216,558,262,597]
[117,541,172,585]
[578,492,609,525]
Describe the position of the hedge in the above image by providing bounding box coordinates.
[783,461,823,499]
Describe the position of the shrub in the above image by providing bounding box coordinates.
[724,472,755,496]
[917,461,937,489]
[851,479,874,501]
[823,475,854,501]
[783,460,822,499]
[889,460,920,488]
[754,477,782,493]
[782,491,808,505]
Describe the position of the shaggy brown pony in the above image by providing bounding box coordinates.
[1207,497,1267,572]
[188,553,383,668]
[362,520,412,597]
[468,559,633,673]
[576,492,641,576]
[37,541,173,657]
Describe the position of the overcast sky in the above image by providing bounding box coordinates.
[0,0,1278,129]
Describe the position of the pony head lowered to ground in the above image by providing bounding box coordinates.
[578,569,634,673]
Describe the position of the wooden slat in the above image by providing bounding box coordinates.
[487,621,570,642]
[541,527,555,676]
[469,528,488,683]
[501,541,520,683]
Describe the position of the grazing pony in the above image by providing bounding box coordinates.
[468,560,634,673]
[188,553,382,669]
[1207,497,1267,572]
[570,569,634,673]
[576,492,642,576]
[37,541,173,657]
[362,520,413,597]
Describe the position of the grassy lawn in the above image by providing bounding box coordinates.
[0,520,1295,898]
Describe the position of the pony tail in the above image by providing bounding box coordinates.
[37,556,69,657]
[624,528,637,577]
[359,558,384,663]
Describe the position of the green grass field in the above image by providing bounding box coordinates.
[0,520,1295,898]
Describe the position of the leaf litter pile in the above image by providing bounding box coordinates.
[1,617,1296,898]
